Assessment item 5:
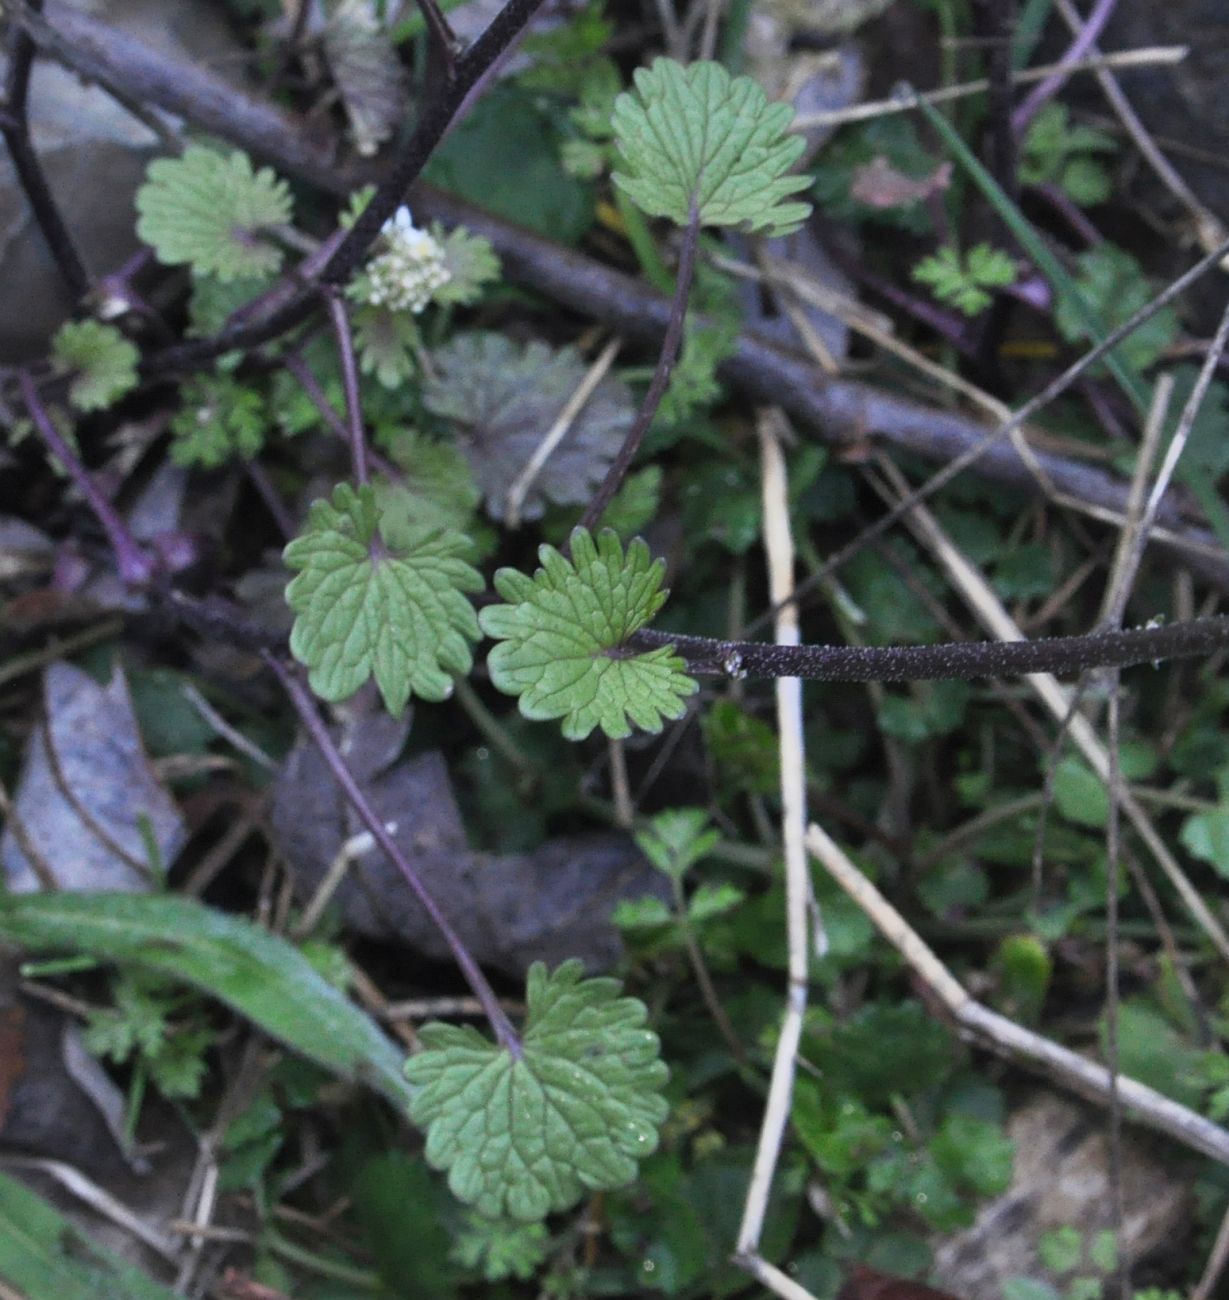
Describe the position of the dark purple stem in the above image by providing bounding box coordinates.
[323,290,369,487]
[979,0,1019,203]
[282,349,400,480]
[0,2,90,300]
[1035,180,1104,246]
[415,0,461,90]
[245,459,296,540]
[265,654,522,1055]
[578,204,701,534]
[1012,0,1119,137]
[633,616,1229,682]
[18,370,152,584]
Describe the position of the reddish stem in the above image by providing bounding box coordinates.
[18,370,152,585]
[265,654,522,1056]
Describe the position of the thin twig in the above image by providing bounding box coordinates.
[804,823,1229,1165]
[790,45,1187,131]
[578,205,701,534]
[1052,0,1227,258]
[0,1156,178,1260]
[607,737,632,828]
[1012,0,1121,137]
[1192,1199,1229,1300]
[18,370,151,584]
[0,1,90,299]
[264,654,520,1052]
[323,289,368,487]
[735,414,813,1259]
[1103,682,1128,1300]
[1109,294,1229,616]
[507,336,621,528]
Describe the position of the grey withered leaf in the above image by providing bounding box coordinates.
[268,712,666,975]
[0,662,186,893]
[423,332,634,522]
[323,0,408,157]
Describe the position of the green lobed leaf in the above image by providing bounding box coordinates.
[1052,243,1178,375]
[284,482,482,714]
[635,808,719,882]
[135,145,293,281]
[912,243,1016,316]
[611,58,812,236]
[430,223,502,306]
[352,301,421,388]
[170,374,266,467]
[479,528,698,740]
[404,959,669,1221]
[50,320,139,412]
[0,892,414,1108]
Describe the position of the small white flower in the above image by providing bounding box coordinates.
[357,206,451,313]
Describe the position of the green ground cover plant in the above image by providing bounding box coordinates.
[4,0,1229,1296]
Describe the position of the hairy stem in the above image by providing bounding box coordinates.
[634,615,1229,682]
[265,654,522,1055]
[578,204,701,534]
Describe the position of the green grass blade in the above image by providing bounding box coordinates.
[0,893,414,1110]
[0,1172,178,1300]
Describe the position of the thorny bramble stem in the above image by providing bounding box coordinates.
[265,654,523,1056]
[18,370,153,585]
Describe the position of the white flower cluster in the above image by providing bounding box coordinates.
[361,207,450,313]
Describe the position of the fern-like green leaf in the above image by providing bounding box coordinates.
[912,243,1016,317]
[353,302,421,388]
[170,375,266,467]
[479,528,697,740]
[136,146,293,281]
[284,483,481,714]
[404,959,669,1221]
[611,58,811,236]
[431,223,502,306]
[50,320,139,412]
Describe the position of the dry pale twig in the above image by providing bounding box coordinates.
[791,45,1187,131]
[804,822,1229,1166]
[505,336,621,528]
[1052,0,1228,259]
[734,413,815,1282]
[0,1156,180,1260]
[1193,1197,1229,1300]
[869,454,1229,963]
